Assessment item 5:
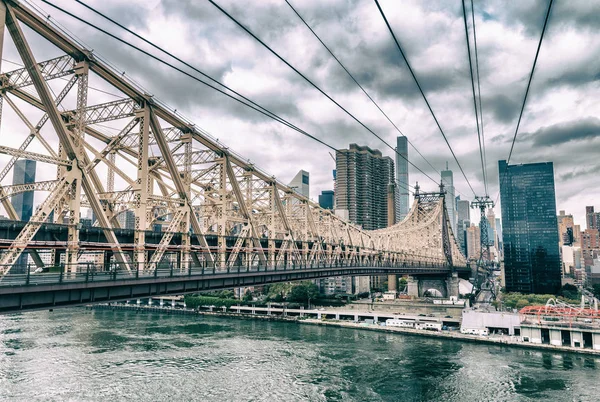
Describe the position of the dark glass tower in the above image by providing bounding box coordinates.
[499,160,561,294]
[11,159,36,273]
[11,159,36,220]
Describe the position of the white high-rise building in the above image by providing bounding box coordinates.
[288,170,310,198]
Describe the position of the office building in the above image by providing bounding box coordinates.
[117,210,136,230]
[11,160,36,273]
[288,170,310,198]
[11,159,36,221]
[441,164,456,235]
[395,136,409,221]
[318,190,334,210]
[456,197,470,256]
[499,160,561,294]
[335,144,394,230]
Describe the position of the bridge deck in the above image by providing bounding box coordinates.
[0,263,469,313]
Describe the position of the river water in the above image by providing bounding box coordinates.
[1,309,599,401]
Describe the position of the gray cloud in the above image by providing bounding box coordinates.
[519,118,600,147]
[7,0,598,227]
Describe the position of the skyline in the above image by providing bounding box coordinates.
[0,0,598,227]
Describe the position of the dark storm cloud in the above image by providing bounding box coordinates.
[483,94,521,124]
[518,118,600,147]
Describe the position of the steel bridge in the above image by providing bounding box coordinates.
[0,1,468,312]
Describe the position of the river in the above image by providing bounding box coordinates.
[1,309,599,401]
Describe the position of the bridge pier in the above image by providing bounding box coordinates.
[445,272,460,298]
[407,276,419,297]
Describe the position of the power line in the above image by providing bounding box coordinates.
[67,0,415,194]
[285,0,440,178]
[495,0,554,205]
[26,1,419,196]
[40,0,338,154]
[461,0,487,196]
[373,0,477,197]
[207,0,442,189]
[470,0,488,197]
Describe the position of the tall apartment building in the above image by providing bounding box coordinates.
[395,136,409,221]
[586,206,600,230]
[466,225,481,260]
[335,144,394,230]
[499,160,561,294]
[441,165,456,235]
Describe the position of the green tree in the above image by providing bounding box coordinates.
[266,283,293,300]
[242,290,253,302]
[558,284,579,300]
[288,282,319,304]
[399,277,408,292]
[593,284,600,299]
[515,299,529,310]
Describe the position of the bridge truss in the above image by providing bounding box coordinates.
[0,0,466,277]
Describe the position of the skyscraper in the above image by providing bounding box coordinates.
[11,159,36,221]
[288,170,310,198]
[11,159,36,273]
[318,190,334,210]
[499,160,561,294]
[395,136,409,221]
[335,144,394,230]
[441,164,456,235]
[456,197,470,256]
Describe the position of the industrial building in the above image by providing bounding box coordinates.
[520,304,600,350]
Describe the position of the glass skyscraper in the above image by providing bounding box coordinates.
[11,159,36,221]
[11,159,36,273]
[499,160,561,294]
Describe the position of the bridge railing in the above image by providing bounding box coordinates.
[0,257,456,288]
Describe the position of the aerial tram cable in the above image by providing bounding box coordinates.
[207,0,442,190]
[41,1,352,155]
[373,0,477,197]
[495,0,554,205]
[470,0,489,197]
[461,0,488,197]
[38,3,426,198]
[285,0,441,178]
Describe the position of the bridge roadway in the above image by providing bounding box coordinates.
[0,262,469,313]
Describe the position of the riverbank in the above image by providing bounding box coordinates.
[89,303,600,356]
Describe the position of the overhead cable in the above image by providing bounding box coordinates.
[461,0,487,196]
[373,0,477,197]
[496,0,554,204]
[285,0,440,178]
[208,0,442,189]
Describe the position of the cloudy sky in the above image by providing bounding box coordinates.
[2,0,599,227]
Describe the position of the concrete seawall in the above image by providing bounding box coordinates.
[89,303,600,357]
